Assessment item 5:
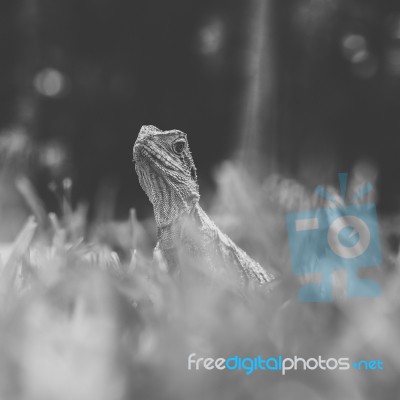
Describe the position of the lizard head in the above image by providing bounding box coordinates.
[133,125,200,227]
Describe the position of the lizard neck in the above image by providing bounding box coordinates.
[156,202,203,249]
[153,193,199,229]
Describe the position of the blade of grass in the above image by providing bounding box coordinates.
[0,216,37,308]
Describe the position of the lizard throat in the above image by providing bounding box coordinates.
[136,162,200,227]
[153,188,199,228]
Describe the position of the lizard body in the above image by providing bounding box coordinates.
[133,125,275,286]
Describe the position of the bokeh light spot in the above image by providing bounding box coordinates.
[34,68,67,97]
[342,34,368,63]
[198,18,224,56]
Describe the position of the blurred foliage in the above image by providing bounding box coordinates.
[0,164,398,399]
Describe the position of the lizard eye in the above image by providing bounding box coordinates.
[173,140,186,154]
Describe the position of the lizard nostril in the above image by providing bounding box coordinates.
[133,140,145,159]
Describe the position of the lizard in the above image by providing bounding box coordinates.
[132,125,276,286]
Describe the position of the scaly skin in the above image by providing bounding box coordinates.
[133,125,275,285]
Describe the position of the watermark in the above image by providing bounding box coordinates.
[187,354,384,375]
[286,173,382,302]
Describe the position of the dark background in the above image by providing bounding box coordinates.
[1,0,400,221]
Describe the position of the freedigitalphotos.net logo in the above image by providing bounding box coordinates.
[187,354,384,375]
[286,173,382,302]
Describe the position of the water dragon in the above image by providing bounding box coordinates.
[133,125,276,286]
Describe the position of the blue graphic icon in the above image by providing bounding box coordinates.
[286,173,382,302]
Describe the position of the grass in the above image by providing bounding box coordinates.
[0,163,399,400]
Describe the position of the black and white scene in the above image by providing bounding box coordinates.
[0,1,398,399]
